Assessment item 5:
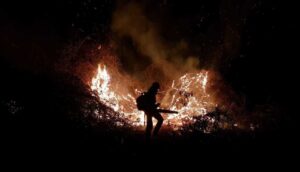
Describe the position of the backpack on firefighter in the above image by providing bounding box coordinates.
[136,92,148,111]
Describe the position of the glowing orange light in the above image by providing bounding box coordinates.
[91,64,216,129]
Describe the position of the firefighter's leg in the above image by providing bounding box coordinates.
[145,113,153,139]
[153,112,164,136]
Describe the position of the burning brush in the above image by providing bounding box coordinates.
[90,62,228,133]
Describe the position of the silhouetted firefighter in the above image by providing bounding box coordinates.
[136,82,178,140]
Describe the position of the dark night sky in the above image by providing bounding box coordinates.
[1,0,297,107]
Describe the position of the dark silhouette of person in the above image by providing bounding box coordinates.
[143,82,164,139]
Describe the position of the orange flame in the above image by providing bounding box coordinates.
[91,63,217,129]
[91,64,145,126]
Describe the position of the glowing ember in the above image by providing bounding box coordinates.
[91,63,216,129]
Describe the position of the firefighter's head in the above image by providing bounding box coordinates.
[149,82,160,94]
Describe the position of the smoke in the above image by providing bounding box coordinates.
[110,1,245,116]
[111,1,200,81]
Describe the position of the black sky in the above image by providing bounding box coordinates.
[1,0,297,107]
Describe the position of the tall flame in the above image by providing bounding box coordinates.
[91,64,145,126]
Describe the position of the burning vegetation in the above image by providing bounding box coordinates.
[56,1,253,134]
[88,51,241,133]
[90,63,216,126]
[1,0,296,162]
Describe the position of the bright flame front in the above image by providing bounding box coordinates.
[91,64,145,126]
[91,64,216,129]
[162,72,215,127]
